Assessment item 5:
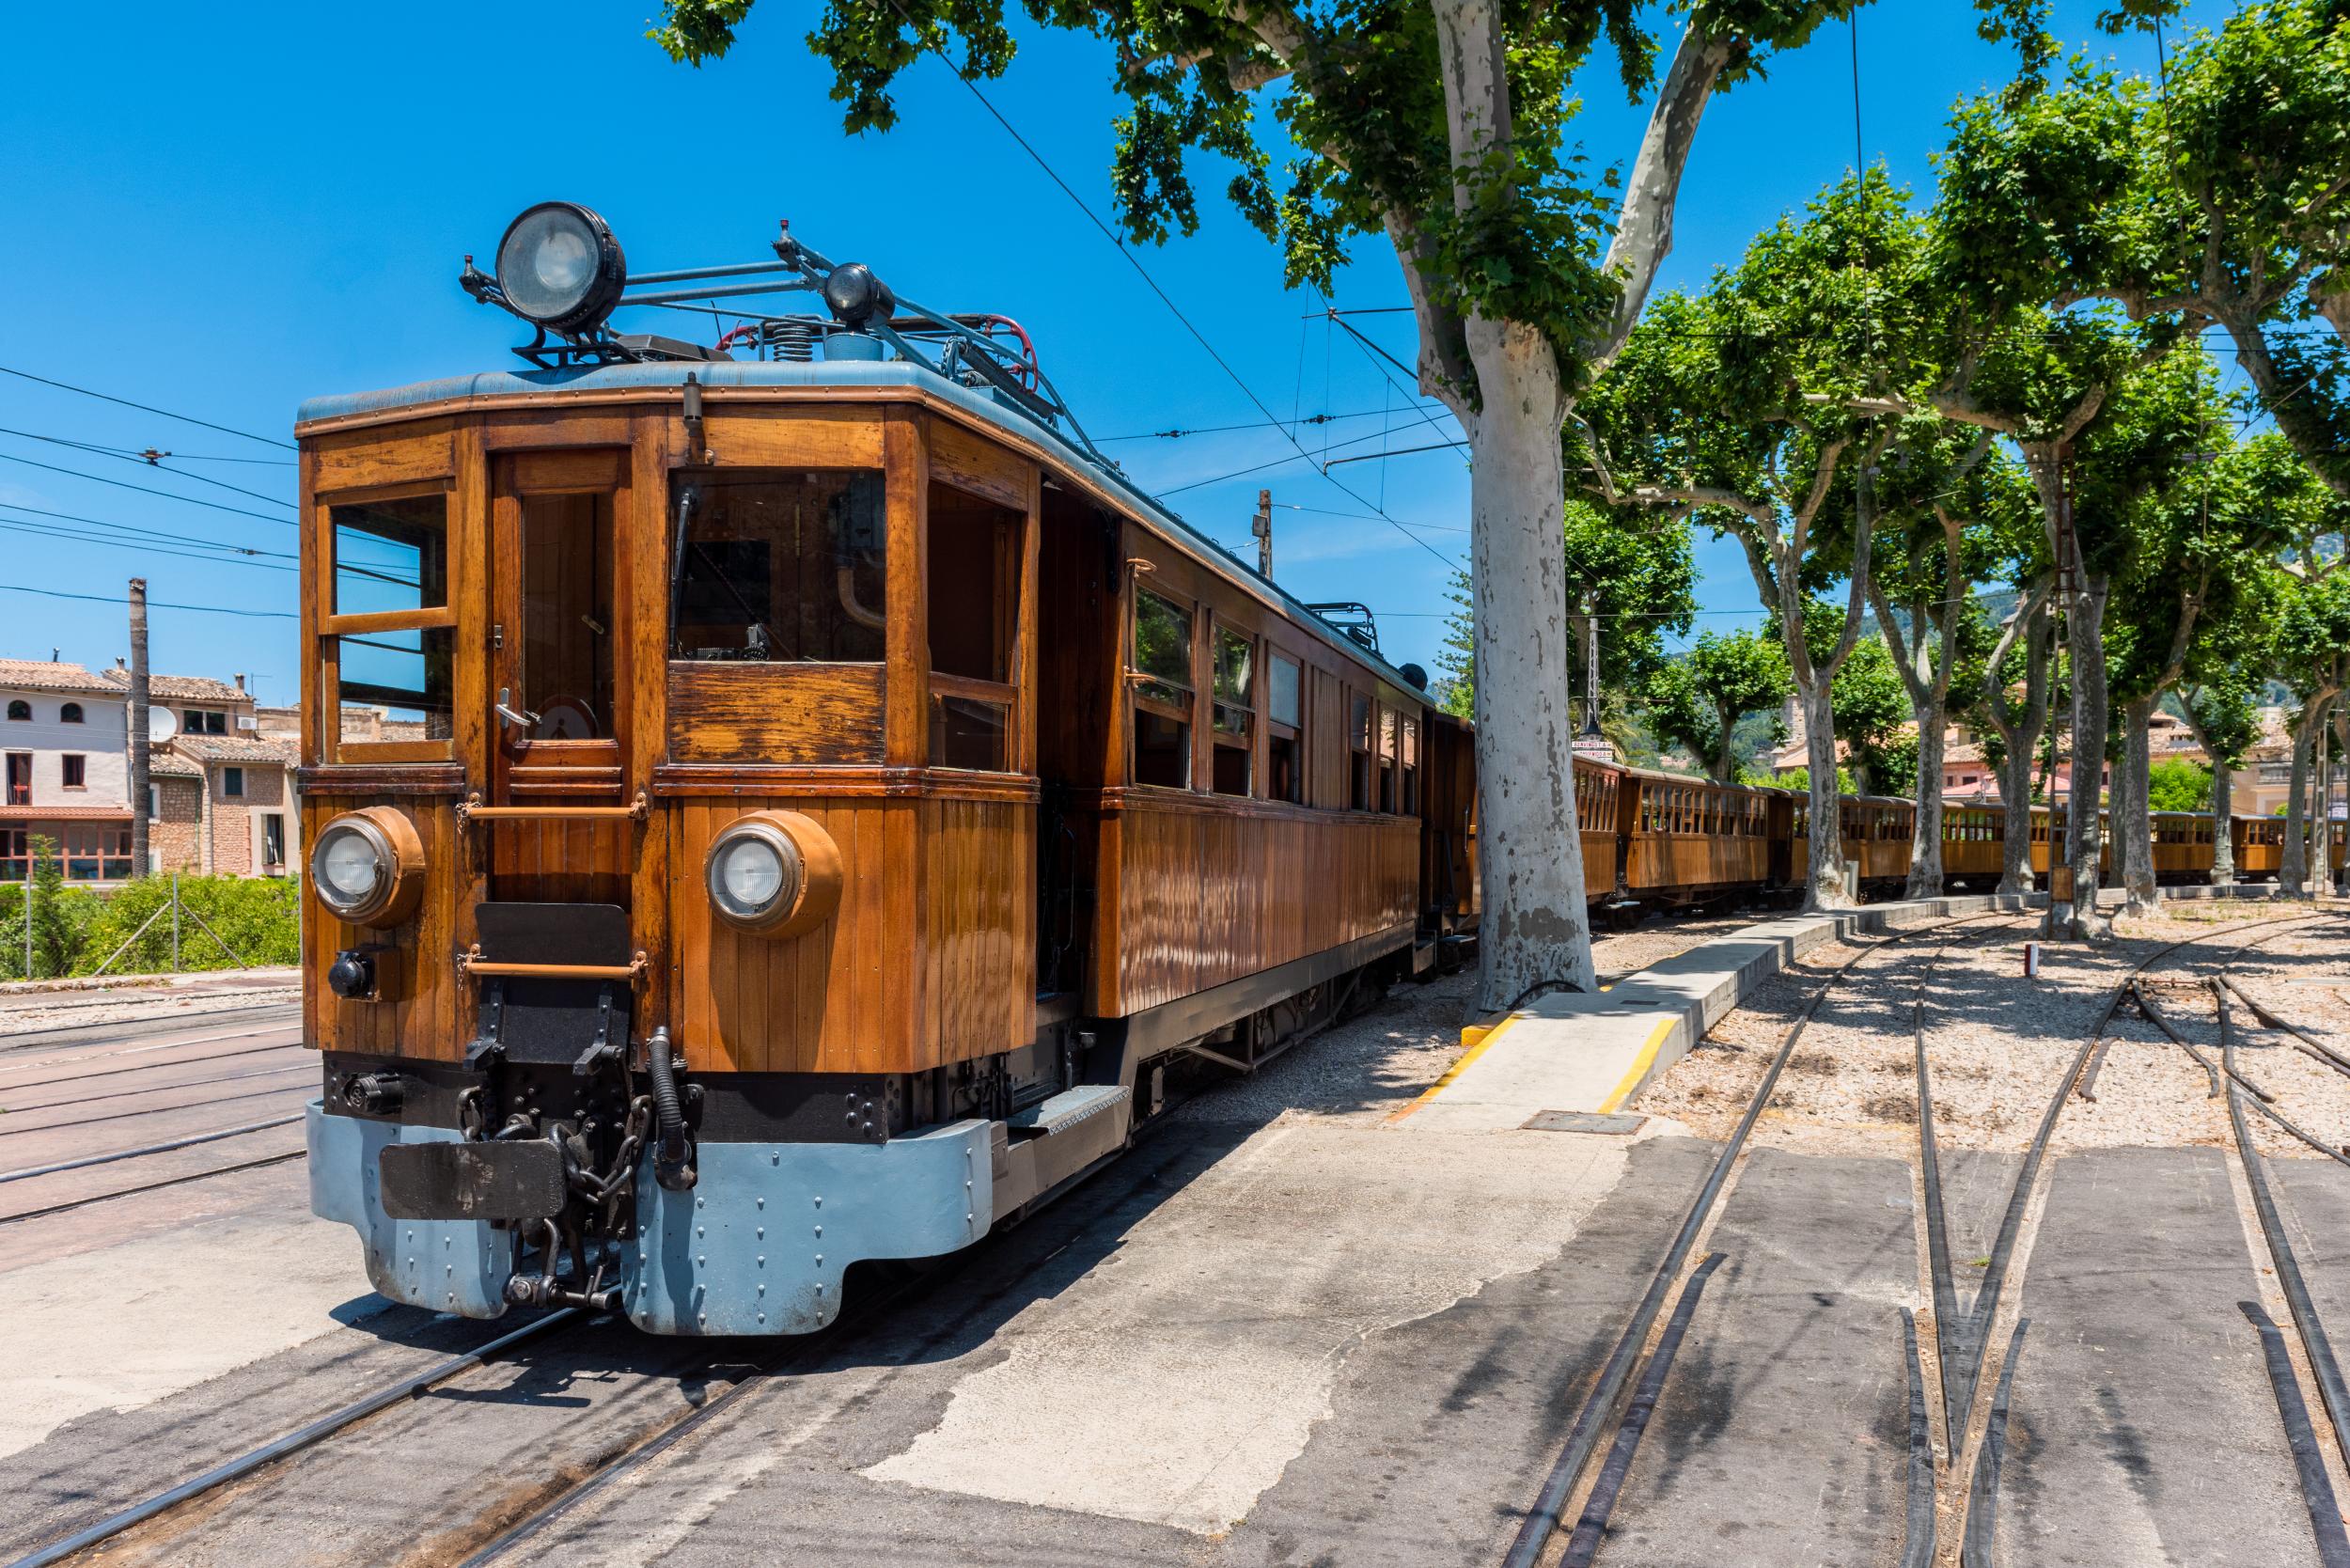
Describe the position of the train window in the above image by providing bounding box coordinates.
[671,472,885,662]
[1266,652,1302,804]
[927,485,1021,771]
[1377,705,1398,813]
[929,486,1019,683]
[516,491,615,739]
[1401,716,1419,814]
[333,626,454,737]
[332,492,447,616]
[1211,624,1253,797]
[1350,693,1372,810]
[1132,588,1193,789]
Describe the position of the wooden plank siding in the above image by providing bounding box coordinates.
[299,787,465,1062]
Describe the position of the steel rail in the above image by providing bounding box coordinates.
[1499,907,2022,1568]
[1947,912,2329,1443]
[0,1040,301,1093]
[1910,924,1969,1452]
[1958,1318,2028,1568]
[2243,1301,2350,1568]
[0,1003,295,1049]
[0,1115,303,1184]
[2220,987,2350,1477]
[1556,1253,1725,1568]
[4,1311,583,1568]
[0,1151,306,1227]
[0,1081,311,1139]
[2217,973,2350,1078]
[0,1061,310,1115]
[1898,1309,1937,1568]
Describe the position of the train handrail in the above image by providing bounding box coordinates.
[454,790,650,827]
[457,947,650,982]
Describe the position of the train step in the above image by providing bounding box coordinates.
[1009,1084,1131,1139]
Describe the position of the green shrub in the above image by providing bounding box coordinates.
[0,839,105,981]
[73,874,301,976]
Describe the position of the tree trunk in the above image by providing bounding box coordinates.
[1710,701,1736,784]
[2281,692,2334,896]
[1799,677,1853,911]
[1906,701,1947,900]
[2061,572,2113,939]
[2120,695,2158,918]
[2211,758,2235,883]
[1995,605,2054,896]
[1464,321,1595,1009]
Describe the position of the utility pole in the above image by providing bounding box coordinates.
[1583,593,1602,739]
[1251,488,1273,579]
[128,577,150,878]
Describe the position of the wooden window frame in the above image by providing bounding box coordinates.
[319,478,460,765]
[1348,690,1373,811]
[1263,649,1304,805]
[1129,581,1198,790]
[1207,619,1255,798]
[223,766,245,798]
[61,754,86,790]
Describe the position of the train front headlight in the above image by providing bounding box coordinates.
[494,201,627,334]
[704,812,842,938]
[309,808,425,928]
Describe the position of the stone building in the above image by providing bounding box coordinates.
[0,656,133,884]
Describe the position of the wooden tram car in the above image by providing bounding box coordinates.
[298,205,1477,1334]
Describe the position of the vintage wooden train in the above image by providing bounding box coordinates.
[297,204,2339,1335]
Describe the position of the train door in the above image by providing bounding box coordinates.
[483,449,634,910]
[1032,489,1118,1003]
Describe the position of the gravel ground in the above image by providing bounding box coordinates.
[0,986,298,1041]
[1640,901,2350,1165]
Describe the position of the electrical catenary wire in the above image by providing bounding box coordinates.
[874,0,1465,576]
[0,425,295,510]
[0,583,296,619]
[0,449,294,526]
[0,363,295,450]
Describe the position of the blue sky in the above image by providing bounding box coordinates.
[0,2,2184,697]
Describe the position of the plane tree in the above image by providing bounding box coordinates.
[1579,172,1928,908]
[650,0,1888,1003]
[1644,627,1792,783]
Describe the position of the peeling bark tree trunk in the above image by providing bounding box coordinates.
[1798,678,1849,908]
[2212,759,2235,884]
[1463,321,1595,1008]
[1907,717,1948,899]
[2281,690,2337,896]
[1982,585,2052,897]
[2121,695,2159,918]
[2062,572,2114,939]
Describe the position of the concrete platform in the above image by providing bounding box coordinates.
[1391,894,2040,1135]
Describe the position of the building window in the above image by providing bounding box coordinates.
[183,709,227,736]
[223,766,245,798]
[61,754,85,789]
[262,813,286,870]
[148,784,161,819]
[4,700,25,721]
[5,752,27,807]
[59,702,83,724]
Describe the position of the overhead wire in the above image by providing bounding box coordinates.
[0,583,295,619]
[0,449,294,527]
[876,0,1465,574]
[0,364,293,451]
[0,426,296,510]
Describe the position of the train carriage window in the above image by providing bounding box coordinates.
[1131,587,1194,789]
[1210,624,1254,796]
[671,472,885,663]
[928,484,1022,771]
[332,493,447,616]
[518,490,616,739]
[1377,705,1398,813]
[1401,715,1420,814]
[333,626,454,738]
[1350,693,1373,810]
[1266,651,1303,804]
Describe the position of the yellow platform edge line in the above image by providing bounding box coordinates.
[1596,1015,1678,1115]
[1386,1012,1522,1124]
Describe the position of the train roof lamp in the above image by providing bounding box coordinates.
[457,202,1104,462]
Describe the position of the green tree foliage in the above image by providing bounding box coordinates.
[73,876,302,977]
[1434,502,1695,724]
[0,839,103,982]
[1644,628,1793,782]
[2146,757,2212,811]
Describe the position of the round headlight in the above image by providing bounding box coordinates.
[821,262,895,330]
[704,811,843,938]
[309,808,425,928]
[494,201,627,334]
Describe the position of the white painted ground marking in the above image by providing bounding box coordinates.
[0,1210,373,1458]
[864,1120,1631,1534]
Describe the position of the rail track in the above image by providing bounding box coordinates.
[1508,903,2350,1568]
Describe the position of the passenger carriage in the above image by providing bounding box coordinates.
[299,204,1467,1334]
